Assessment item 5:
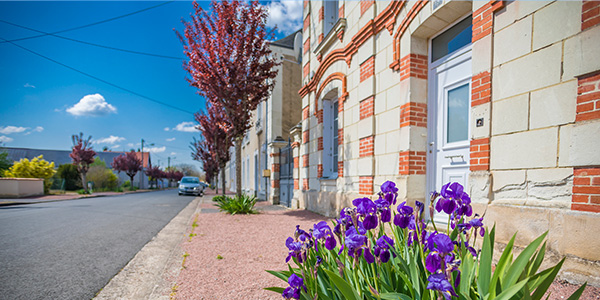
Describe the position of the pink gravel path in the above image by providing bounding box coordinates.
[174,199,329,300]
[174,195,599,300]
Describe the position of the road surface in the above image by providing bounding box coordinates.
[0,190,195,300]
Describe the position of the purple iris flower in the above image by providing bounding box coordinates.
[352,197,376,215]
[374,197,392,223]
[426,273,457,300]
[394,201,414,229]
[285,237,304,263]
[375,235,395,263]
[425,233,454,273]
[380,181,398,205]
[469,217,485,237]
[294,225,311,242]
[282,274,306,300]
[345,228,369,260]
[381,181,398,194]
[313,221,337,250]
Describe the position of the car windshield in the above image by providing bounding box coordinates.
[181,178,199,184]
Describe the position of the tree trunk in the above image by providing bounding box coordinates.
[129,175,135,190]
[214,175,219,194]
[81,172,88,193]
[235,137,242,198]
[221,163,226,196]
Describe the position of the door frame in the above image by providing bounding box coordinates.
[426,17,473,220]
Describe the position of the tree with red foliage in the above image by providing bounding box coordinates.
[111,151,142,190]
[178,0,279,197]
[70,132,96,194]
[145,165,164,189]
[192,103,232,195]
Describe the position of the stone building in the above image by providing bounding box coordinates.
[295,0,600,284]
[223,30,303,205]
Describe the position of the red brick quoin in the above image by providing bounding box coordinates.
[303,129,309,144]
[338,161,344,177]
[470,138,490,171]
[399,54,427,81]
[576,72,600,122]
[360,56,375,82]
[572,168,600,213]
[399,102,427,127]
[360,96,374,120]
[359,176,373,194]
[303,178,309,191]
[582,0,600,30]
[398,151,426,175]
[359,136,374,157]
[472,71,491,106]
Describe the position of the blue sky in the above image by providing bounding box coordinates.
[0,0,302,169]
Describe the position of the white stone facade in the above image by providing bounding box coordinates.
[298,0,600,284]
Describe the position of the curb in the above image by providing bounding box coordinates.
[93,195,203,300]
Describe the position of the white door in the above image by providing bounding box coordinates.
[427,46,472,224]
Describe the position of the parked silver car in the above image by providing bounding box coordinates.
[178,176,203,196]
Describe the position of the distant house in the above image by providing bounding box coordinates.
[3,147,152,189]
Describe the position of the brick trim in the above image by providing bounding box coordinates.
[472,71,492,106]
[359,176,374,194]
[360,96,374,119]
[338,161,344,177]
[271,179,280,188]
[317,109,324,124]
[576,72,600,122]
[303,14,310,32]
[300,1,405,97]
[303,37,310,54]
[303,106,309,120]
[319,6,324,22]
[339,4,345,19]
[302,154,309,168]
[303,178,309,191]
[271,163,280,173]
[470,138,490,171]
[293,157,299,168]
[360,0,375,16]
[399,151,426,175]
[572,168,600,213]
[399,102,427,127]
[391,1,428,69]
[303,130,310,144]
[303,62,310,79]
[359,136,374,157]
[338,128,344,145]
[294,179,299,190]
[318,137,324,151]
[399,54,427,80]
[582,0,600,30]
[472,0,505,43]
[318,33,324,44]
[360,56,375,82]
[317,164,323,178]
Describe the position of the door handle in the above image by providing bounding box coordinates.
[444,154,465,162]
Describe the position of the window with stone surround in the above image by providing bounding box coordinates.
[322,98,339,179]
[323,0,339,39]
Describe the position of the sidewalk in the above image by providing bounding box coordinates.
[0,189,162,206]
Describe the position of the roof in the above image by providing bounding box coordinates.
[271,29,301,50]
[2,147,151,169]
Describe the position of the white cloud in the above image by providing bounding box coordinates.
[0,126,28,134]
[166,137,176,142]
[173,122,197,133]
[113,144,121,149]
[33,126,44,132]
[147,146,166,153]
[164,127,170,131]
[127,143,135,147]
[0,136,14,143]
[170,152,177,156]
[24,83,36,88]
[265,1,303,35]
[67,93,117,117]
[95,135,126,145]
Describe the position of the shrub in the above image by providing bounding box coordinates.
[214,194,257,215]
[4,155,56,194]
[266,181,587,300]
[87,160,118,191]
[56,164,82,190]
[212,195,227,203]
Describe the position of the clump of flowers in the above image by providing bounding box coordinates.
[267,181,587,300]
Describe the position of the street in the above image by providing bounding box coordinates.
[0,190,195,300]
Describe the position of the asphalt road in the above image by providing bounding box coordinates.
[0,190,195,300]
